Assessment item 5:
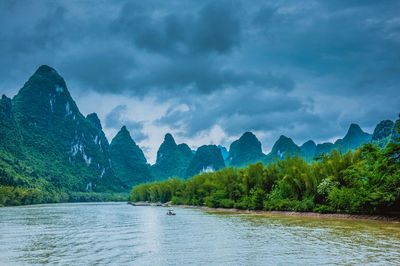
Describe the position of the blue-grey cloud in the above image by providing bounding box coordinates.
[112,1,241,56]
[105,105,148,142]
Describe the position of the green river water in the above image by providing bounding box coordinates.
[0,202,399,265]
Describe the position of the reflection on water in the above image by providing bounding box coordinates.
[0,203,399,265]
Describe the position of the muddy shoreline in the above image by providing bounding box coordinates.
[175,205,400,222]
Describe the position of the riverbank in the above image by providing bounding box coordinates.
[176,205,400,222]
[0,190,129,207]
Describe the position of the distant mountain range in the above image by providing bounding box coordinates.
[0,65,398,194]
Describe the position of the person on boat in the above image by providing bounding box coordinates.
[167,209,176,215]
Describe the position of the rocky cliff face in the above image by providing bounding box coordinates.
[2,65,121,192]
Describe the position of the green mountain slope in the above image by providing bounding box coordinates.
[218,145,229,160]
[151,133,193,180]
[186,145,225,177]
[1,65,123,200]
[265,135,303,162]
[334,123,371,152]
[313,124,371,157]
[314,142,335,157]
[110,126,151,189]
[372,120,394,148]
[227,132,266,167]
[300,140,317,161]
[0,95,23,156]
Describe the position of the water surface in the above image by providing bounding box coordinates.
[0,202,399,265]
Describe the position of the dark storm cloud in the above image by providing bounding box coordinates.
[105,105,148,142]
[130,57,294,94]
[0,1,67,54]
[0,0,399,151]
[249,1,400,96]
[112,1,241,56]
[61,44,137,94]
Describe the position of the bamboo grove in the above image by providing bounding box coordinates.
[130,129,400,215]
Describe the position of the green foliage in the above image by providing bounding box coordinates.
[151,134,193,180]
[372,120,394,148]
[130,136,400,215]
[266,135,304,163]
[186,145,225,178]
[0,66,132,206]
[0,184,128,207]
[110,126,151,189]
[327,187,367,213]
[227,132,266,167]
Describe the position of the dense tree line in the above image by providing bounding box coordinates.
[130,124,400,215]
[0,184,127,206]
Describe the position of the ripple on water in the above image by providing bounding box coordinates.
[0,203,399,265]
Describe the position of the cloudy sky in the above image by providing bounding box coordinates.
[1,0,399,163]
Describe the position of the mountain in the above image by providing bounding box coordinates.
[218,145,229,161]
[313,124,371,157]
[266,135,303,162]
[372,120,394,148]
[300,140,317,161]
[110,126,151,189]
[186,145,225,177]
[227,132,266,167]
[334,123,372,152]
[391,119,400,142]
[1,65,121,195]
[0,95,23,155]
[314,142,335,157]
[151,133,193,180]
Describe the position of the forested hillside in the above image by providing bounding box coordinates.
[130,116,400,215]
[0,66,128,206]
[1,65,398,207]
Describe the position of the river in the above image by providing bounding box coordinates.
[0,202,399,265]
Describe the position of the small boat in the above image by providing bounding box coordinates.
[166,209,176,216]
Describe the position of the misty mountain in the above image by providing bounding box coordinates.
[227,132,266,167]
[110,126,151,189]
[218,145,229,161]
[372,120,394,148]
[334,123,372,152]
[265,135,304,162]
[186,145,225,178]
[300,140,317,161]
[151,133,193,180]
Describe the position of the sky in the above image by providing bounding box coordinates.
[1,0,399,163]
